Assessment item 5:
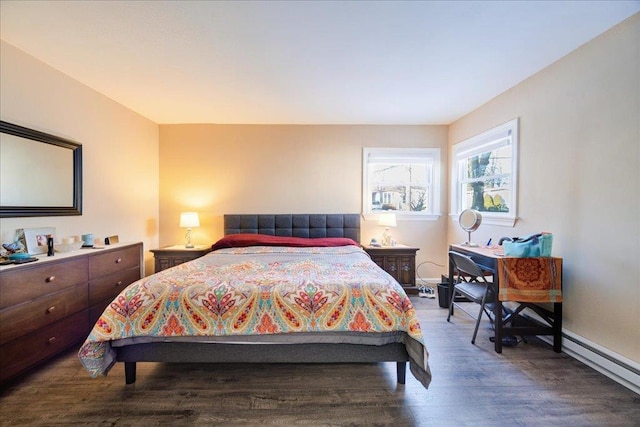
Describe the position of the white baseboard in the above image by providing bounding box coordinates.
[540,330,639,394]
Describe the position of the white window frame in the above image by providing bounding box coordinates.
[450,118,519,227]
[363,147,441,221]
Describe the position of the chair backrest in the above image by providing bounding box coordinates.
[449,251,489,283]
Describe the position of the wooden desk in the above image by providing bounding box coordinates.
[448,244,562,354]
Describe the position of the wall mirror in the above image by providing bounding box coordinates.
[0,121,82,217]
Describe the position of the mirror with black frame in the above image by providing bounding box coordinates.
[0,121,82,217]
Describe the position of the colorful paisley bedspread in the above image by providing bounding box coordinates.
[78,245,430,384]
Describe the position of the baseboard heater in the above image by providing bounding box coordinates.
[537,328,639,394]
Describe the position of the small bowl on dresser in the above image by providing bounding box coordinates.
[55,241,84,253]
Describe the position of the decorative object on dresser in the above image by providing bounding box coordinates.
[19,227,56,255]
[364,245,419,294]
[104,235,119,245]
[0,242,142,385]
[179,212,200,248]
[150,245,212,273]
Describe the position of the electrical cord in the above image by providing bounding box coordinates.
[416,260,446,298]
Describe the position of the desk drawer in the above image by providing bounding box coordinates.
[0,310,88,383]
[0,284,88,345]
[0,258,87,309]
[89,245,141,278]
[89,267,140,306]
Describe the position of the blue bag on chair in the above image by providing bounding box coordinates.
[502,233,553,257]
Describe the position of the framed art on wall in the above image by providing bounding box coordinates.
[20,227,56,255]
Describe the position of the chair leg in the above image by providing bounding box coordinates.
[447,288,457,322]
[471,293,488,344]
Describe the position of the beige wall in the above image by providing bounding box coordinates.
[0,41,160,274]
[159,124,449,279]
[449,14,639,362]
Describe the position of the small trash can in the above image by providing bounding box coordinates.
[437,283,450,308]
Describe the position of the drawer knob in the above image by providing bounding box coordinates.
[47,306,56,314]
[402,265,410,272]
[116,258,122,264]
[389,265,397,272]
[46,276,56,282]
[48,337,56,344]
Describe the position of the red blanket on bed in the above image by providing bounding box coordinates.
[211,234,359,251]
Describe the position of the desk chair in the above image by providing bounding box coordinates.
[447,251,496,344]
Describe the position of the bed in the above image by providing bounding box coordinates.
[78,214,431,388]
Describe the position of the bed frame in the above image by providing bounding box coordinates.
[117,214,410,384]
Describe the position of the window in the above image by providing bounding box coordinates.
[451,118,518,226]
[363,147,441,220]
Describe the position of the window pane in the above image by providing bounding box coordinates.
[461,176,510,212]
[463,145,511,181]
[369,163,429,212]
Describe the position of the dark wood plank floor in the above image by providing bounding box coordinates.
[1,296,638,426]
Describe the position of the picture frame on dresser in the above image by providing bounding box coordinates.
[20,227,56,255]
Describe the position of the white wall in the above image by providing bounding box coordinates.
[0,41,160,274]
[158,124,449,278]
[448,14,639,362]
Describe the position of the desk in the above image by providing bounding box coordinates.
[448,244,562,353]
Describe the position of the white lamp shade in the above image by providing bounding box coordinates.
[179,212,200,228]
[378,213,397,228]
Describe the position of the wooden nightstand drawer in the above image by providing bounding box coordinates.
[151,245,212,273]
[364,246,419,294]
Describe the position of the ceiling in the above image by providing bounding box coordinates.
[1,1,638,125]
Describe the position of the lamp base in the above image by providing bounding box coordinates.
[184,228,194,249]
[382,228,392,246]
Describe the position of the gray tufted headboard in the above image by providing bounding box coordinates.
[224,214,361,243]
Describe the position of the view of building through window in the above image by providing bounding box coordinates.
[363,147,440,217]
[370,163,429,212]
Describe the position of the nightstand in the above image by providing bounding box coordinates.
[150,245,212,273]
[364,245,419,295]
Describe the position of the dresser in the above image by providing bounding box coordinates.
[150,245,212,273]
[364,245,419,295]
[0,242,142,384]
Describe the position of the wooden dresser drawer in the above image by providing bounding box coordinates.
[89,245,141,278]
[0,258,88,309]
[0,284,88,345]
[89,266,140,306]
[89,300,112,327]
[0,310,88,383]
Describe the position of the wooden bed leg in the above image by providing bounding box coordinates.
[396,362,406,384]
[124,362,136,385]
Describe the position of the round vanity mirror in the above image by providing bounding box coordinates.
[459,209,482,246]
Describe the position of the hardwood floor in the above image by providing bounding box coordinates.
[1,296,638,426]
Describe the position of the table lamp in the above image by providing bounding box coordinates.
[179,212,200,248]
[378,213,397,246]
